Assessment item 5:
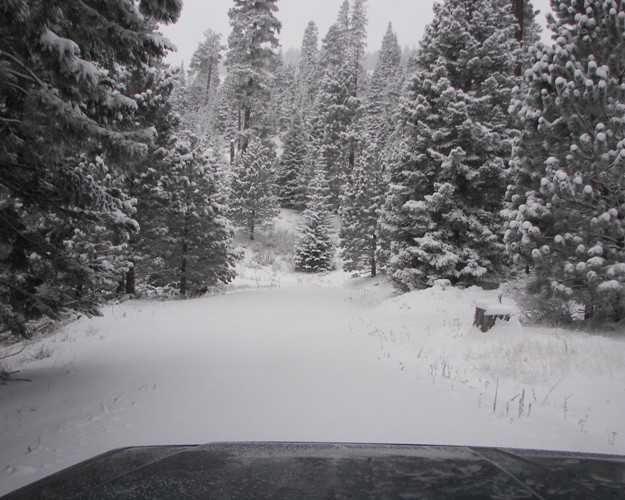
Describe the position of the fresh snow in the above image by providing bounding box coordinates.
[1,212,625,496]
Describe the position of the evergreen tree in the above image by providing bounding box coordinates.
[224,0,282,154]
[340,142,385,277]
[123,62,181,296]
[272,60,298,134]
[149,141,236,296]
[366,23,403,149]
[188,30,222,106]
[313,60,362,209]
[310,7,366,210]
[336,0,351,33]
[0,0,181,336]
[276,113,310,210]
[379,0,522,289]
[298,21,320,112]
[229,141,279,240]
[186,30,223,140]
[294,169,335,272]
[504,0,625,323]
[349,0,368,97]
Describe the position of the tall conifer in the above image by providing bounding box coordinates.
[505,0,625,323]
[379,0,522,289]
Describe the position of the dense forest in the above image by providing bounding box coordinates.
[2,0,625,337]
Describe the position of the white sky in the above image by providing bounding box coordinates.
[159,0,554,67]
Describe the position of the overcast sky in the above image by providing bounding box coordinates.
[159,0,554,67]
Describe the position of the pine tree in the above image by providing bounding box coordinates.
[310,7,366,211]
[186,30,223,140]
[336,0,351,33]
[313,61,362,209]
[229,141,280,240]
[224,0,282,154]
[276,113,310,210]
[150,141,237,296]
[272,60,298,134]
[349,0,368,97]
[379,0,522,289]
[188,30,222,106]
[366,23,403,149]
[504,0,625,323]
[340,142,385,276]
[294,169,335,272]
[0,0,181,336]
[297,21,320,112]
[123,61,181,296]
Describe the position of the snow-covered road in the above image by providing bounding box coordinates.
[1,279,624,496]
[0,284,415,495]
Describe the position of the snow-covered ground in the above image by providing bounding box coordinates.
[1,211,624,496]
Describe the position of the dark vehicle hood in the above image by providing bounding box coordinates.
[3,442,625,499]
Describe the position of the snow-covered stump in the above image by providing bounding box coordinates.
[473,301,515,332]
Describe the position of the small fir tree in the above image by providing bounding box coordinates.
[295,169,336,272]
[340,142,385,277]
[276,113,310,210]
[229,140,279,240]
[149,141,237,296]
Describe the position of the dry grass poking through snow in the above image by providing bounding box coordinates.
[467,326,625,384]
[355,283,625,453]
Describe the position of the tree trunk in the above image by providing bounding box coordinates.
[237,109,242,154]
[513,0,525,76]
[249,211,255,241]
[180,240,188,297]
[205,65,213,105]
[513,0,525,42]
[242,106,251,153]
[371,233,377,278]
[180,213,189,297]
[125,265,135,295]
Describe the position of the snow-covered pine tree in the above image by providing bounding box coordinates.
[336,0,351,33]
[276,113,310,210]
[122,61,181,296]
[224,0,282,155]
[229,140,280,240]
[349,0,368,98]
[340,142,385,277]
[294,168,336,272]
[271,60,298,134]
[378,0,523,289]
[0,0,181,336]
[366,22,403,150]
[504,0,625,323]
[188,30,222,106]
[297,21,320,113]
[186,30,223,140]
[310,10,364,211]
[313,60,362,210]
[150,141,236,296]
